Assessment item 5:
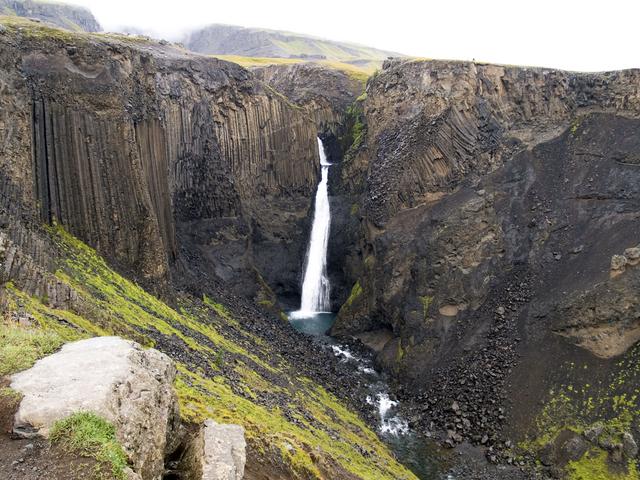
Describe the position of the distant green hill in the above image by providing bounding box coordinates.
[0,0,100,32]
[182,24,403,72]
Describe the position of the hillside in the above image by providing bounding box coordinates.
[0,0,100,32]
[182,23,402,72]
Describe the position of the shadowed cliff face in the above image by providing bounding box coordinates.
[252,62,365,310]
[0,22,320,302]
[253,63,364,132]
[331,58,640,464]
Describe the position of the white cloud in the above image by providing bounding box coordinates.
[67,0,638,71]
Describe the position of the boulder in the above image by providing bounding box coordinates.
[623,432,638,458]
[10,336,180,480]
[202,420,246,480]
[611,254,628,272]
[624,247,640,266]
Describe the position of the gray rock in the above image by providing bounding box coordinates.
[623,432,638,458]
[611,254,628,271]
[202,419,246,480]
[624,247,640,265]
[10,337,180,480]
[584,423,604,443]
[561,435,588,461]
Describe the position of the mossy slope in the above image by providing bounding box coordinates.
[0,225,416,480]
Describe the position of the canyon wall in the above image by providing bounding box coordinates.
[253,63,363,133]
[0,21,319,303]
[0,20,420,480]
[331,58,640,468]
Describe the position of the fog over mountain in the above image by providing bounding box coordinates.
[59,0,640,71]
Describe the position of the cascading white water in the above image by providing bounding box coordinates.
[293,137,332,315]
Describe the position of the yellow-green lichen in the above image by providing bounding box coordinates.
[343,281,363,309]
[567,448,638,480]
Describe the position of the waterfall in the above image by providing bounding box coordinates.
[293,137,332,315]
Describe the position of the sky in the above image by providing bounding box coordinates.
[68,0,639,72]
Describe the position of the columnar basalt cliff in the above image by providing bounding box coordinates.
[331,58,640,475]
[0,19,417,480]
[0,19,320,303]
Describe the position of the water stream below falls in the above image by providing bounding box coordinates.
[288,138,448,479]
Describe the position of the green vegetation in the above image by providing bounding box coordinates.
[567,448,638,480]
[0,15,81,42]
[0,15,153,46]
[0,225,416,479]
[213,54,373,83]
[520,349,640,479]
[419,296,434,320]
[340,99,367,161]
[0,386,22,403]
[0,320,66,376]
[343,281,363,310]
[50,412,128,480]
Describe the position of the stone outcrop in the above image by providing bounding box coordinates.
[0,0,100,32]
[329,58,640,458]
[11,336,180,480]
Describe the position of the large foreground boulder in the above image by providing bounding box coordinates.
[10,336,181,480]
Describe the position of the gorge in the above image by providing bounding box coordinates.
[0,4,639,480]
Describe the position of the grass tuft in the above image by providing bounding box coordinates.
[0,322,65,376]
[50,412,129,480]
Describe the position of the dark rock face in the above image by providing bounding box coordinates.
[0,0,101,32]
[330,58,640,457]
[253,63,363,132]
[0,23,319,304]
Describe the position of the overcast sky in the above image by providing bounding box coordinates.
[68,0,638,72]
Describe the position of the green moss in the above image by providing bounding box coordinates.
[520,345,640,471]
[419,296,433,320]
[0,321,66,376]
[0,386,22,403]
[343,281,363,309]
[567,448,638,480]
[50,412,129,480]
[363,255,375,269]
[0,15,80,42]
[280,442,322,478]
[340,100,367,160]
[350,203,360,216]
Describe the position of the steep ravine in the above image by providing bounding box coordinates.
[0,19,417,480]
[3,14,640,480]
[329,58,640,478]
